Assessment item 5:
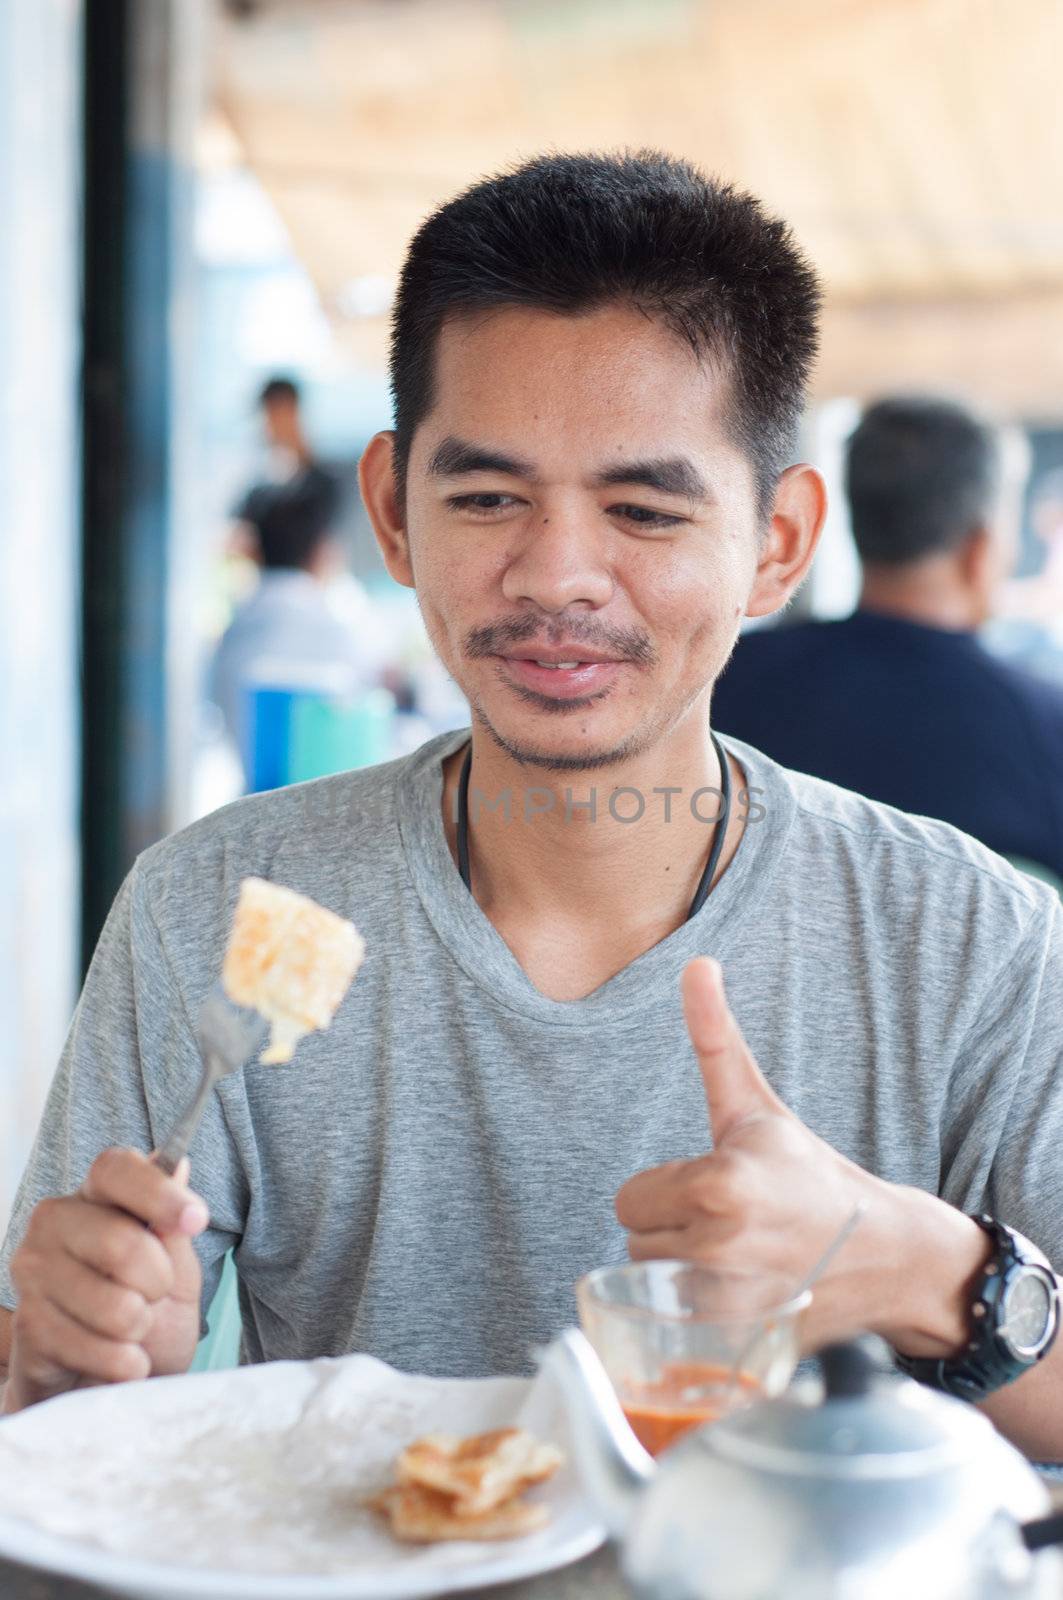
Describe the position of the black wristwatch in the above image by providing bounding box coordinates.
[896,1215,1061,1403]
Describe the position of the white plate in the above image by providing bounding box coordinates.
[0,1354,605,1600]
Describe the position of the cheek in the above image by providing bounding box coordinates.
[630,543,748,653]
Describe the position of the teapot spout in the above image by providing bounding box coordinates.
[537,1328,654,1539]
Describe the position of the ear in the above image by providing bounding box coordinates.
[744,463,828,620]
[960,525,993,587]
[359,431,415,588]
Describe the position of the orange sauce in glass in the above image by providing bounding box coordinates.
[620,1361,762,1455]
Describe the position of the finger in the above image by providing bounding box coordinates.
[81,1147,208,1237]
[626,1229,693,1262]
[682,958,781,1141]
[34,1250,153,1342]
[155,1226,205,1310]
[47,1198,178,1302]
[13,1296,151,1388]
[615,1159,709,1232]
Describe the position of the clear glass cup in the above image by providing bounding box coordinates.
[576,1261,811,1456]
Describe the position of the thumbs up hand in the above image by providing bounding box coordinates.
[615,959,936,1351]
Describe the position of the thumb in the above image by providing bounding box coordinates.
[682,957,782,1142]
[158,1156,206,1305]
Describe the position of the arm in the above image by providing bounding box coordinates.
[0,861,241,1409]
[616,958,1063,1459]
[866,1185,1063,1461]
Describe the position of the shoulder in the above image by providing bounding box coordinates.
[737,736,1058,952]
[784,756,1057,939]
[129,735,460,960]
[981,647,1063,725]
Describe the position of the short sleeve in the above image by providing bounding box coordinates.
[0,861,247,1337]
[940,891,1063,1265]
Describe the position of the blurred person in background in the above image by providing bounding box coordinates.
[713,395,1063,880]
[208,467,379,783]
[230,375,333,559]
[249,374,313,477]
[991,468,1063,690]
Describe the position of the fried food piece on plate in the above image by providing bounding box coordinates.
[368,1483,550,1543]
[397,1428,563,1516]
[222,877,365,1063]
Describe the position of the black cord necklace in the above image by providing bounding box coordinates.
[456,731,732,922]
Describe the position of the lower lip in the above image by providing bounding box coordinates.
[499,657,624,699]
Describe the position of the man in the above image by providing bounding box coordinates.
[249,374,313,479]
[992,466,1063,692]
[208,468,379,786]
[2,154,1062,1458]
[713,397,1063,880]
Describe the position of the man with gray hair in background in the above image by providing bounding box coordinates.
[714,394,1063,881]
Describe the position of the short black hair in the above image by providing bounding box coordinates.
[845,396,1002,566]
[258,375,300,408]
[390,150,821,518]
[243,467,339,569]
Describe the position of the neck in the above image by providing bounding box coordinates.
[441,710,745,935]
[859,565,978,631]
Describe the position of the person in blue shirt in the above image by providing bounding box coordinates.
[209,468,378,787]
[713,395,1063,880]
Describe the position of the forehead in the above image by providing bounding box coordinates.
[417,304,739,471]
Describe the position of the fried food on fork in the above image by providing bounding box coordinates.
[222,877,365,1064]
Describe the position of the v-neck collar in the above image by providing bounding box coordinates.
[396,728,796,1028]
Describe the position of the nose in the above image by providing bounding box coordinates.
[500,505,614,613]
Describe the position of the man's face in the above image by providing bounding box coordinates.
[262,396,301,453]
[399,305,774,771]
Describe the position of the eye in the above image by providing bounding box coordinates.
[446,492,521,516]
[611,503,685,530]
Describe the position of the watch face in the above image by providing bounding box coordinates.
[1001,1269,1057,1358]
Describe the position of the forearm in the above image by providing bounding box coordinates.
[979,1341,1063,1462]
[867,1184,991,1359]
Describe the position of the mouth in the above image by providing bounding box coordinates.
[495,651,628,701]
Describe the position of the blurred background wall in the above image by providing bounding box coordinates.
[2,0,1062,1225]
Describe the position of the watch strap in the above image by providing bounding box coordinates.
[895,1215,1058,1402]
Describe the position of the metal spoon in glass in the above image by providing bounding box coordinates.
[726,1199,869,1396]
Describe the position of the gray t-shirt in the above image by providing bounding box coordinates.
[3,731,1062,1378]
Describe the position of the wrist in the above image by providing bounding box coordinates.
[869,1184,992,1358]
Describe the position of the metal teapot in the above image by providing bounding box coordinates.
[540,1331,1063,1600]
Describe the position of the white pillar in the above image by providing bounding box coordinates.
[0,0,82,1226]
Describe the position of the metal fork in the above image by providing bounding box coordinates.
[154,985,269,1176]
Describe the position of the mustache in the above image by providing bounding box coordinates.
[463,615,657,666]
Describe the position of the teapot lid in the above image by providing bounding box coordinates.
[699,1340,993,1481]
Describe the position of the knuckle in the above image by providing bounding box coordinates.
[105,1287,151,1341]
[9,1244,42,1292]
[90,1146,133,1187]
[24,1195,64,1244]
[141,1239,175,1301]
[99,1223,143,1281]
[11,1295,46,1345]
[107,1343,151,1384]
[688,1166,721,1214]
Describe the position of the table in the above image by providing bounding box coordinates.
[0,1545,633,1599]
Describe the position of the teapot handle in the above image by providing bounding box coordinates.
[1021,1511,1063,1551]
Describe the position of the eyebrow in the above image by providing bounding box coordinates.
[426,436,710,505]
[593,458,710,503]
[427,437,538,481]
